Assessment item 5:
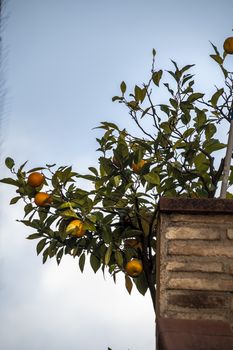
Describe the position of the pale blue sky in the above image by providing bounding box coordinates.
[0,1,233,349]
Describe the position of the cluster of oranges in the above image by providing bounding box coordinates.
[27,173,142,274]
[27,172,85,238]
[27,172,51,207]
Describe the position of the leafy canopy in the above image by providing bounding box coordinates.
[1,43,233,310]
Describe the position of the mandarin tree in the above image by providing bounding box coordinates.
[1,41,233,313]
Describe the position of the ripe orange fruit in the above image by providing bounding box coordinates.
[27,172,45,187]
[34,192,51,207]
[223,37,233,54]
[65,219,85,237]
[125,258,143,277]
[132,159,146,173]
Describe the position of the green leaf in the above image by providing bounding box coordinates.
[56,248,64,265]
[0,177,19,186]
[152,70,163,86]
[83,220,96,231]
[24,203,34,217]
[115,250,124,267]
[181,113,191,125]
[169,98,178,109]
[127,100,140,111]
[105,245,112,265]
[36,238,47,255]
[180,64,195,75]
[88,167,98,176]
[194,153,210,173]
[160,104,170,116]
[203,139,226,154]
[134,85,146,102]
[205,123,217,139]
[79,253,86,272]
[183,128,195,139]
[164,83,174,96]
[160,122,171,133]
[26,233,42,240]
[90,253,101,273]
[10,196,21,205]
[210,88,224,107]
[102,227,112,244]
[18,161,28,173]
[28,167,46,172]
[134,272,148,295]
[100,121,120,130]
[210,54,223,65]
[125,275,133,294]
[5,157,15,169]
[187,93,204,102]
[120,81,126,94]
[58,209,79,219]
[20,219,40,229]
[42,247,49,264]
[210,42,220,56]
[112,96,123,102]
[194,108,207,128]
[220,65,228,79]
[144,172,160,185]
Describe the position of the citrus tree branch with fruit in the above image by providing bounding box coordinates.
[1,38,233,314]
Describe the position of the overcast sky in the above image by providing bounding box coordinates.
[0,1,233,350]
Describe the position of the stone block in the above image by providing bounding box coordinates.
[227,228,233,239]
[166,261,223,273]
[167,277,233,292]
[165,226,221,240]
[168,242,233,258]
[167,292,228,309]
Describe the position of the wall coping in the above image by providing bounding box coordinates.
[159,197,233,214]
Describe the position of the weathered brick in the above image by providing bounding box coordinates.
[167,277,233,292]
[168,242,233,258]
[165,226,221,240]
[227,228,233,239]
[167,293,228,309]
[166,261,223,273]
[229,265,233,275]
[157,201,233,329]
[162,310,231,324]
[169,214,233,224]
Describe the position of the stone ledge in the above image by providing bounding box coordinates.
[159,197,233,214]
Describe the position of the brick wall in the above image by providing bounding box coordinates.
[156,198,233,328]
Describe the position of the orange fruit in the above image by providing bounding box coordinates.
[223,37,233,54]
[34,192,51,207]
[132,159,146,173]
[65,219,85,237]
[125,258,143,277]
[27,172,45,187]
